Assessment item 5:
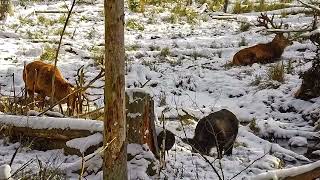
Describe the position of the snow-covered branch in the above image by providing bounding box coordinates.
[298,0,320,13]
[252,160,320,180]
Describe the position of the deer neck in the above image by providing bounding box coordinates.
[269,41,285,58]
[54,80,72,101]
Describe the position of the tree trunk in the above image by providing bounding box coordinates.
[223,0,229,13]
[103,0,127,179]
[0,0,12,20]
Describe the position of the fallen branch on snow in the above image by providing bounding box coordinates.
[252,160,320,180]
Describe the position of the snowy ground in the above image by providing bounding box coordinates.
[0,0,320,179]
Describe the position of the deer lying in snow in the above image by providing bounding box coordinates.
[232,13,293,66]
[23,60,77,115]
[232,33,292,66]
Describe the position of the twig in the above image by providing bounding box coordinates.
[140,79,151,88]
[181,108,199,121]
[84,137,116,163]
[15,12,34,33]
[24,62,27,114]
[9,159,35,178]
[79,153,85,180]
[9,144,21,166]
[12,73,16,114]
[29,39,60,44]
[265,28,313,33]
[229,147,271,180]
[75,106,104,118]
[34,10,102,14]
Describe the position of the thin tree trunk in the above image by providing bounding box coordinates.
[223,0,229,13]
[0,0,12,20]
[103,0,127,179]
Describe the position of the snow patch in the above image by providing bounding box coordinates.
[0,164,11,180]
[288,136,308,147]
[66,133,103,153]
[0,115,103,132]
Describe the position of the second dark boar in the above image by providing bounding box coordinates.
[182,109,239,159]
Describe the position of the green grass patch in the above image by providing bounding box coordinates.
[126,19,145,31]
[40,45,56,62]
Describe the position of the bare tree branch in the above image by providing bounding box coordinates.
[51,0,76,106]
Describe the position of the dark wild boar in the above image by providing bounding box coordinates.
[157,130,175,151]
[182,109,239,159]
[232,33,292,66]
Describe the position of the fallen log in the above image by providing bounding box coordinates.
[0,89,170,157]
[252,160,320,180]
[0,115,103,156]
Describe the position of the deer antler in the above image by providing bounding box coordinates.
[257,13,283,29]
[75,65,85,87]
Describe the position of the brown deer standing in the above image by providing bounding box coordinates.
[23,60,77,115]
[232,13,292,66]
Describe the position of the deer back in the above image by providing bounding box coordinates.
[23,61,73,103]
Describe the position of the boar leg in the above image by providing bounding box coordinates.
[224,143,234,156]
[224,138,236,156]
[217,143,224,159]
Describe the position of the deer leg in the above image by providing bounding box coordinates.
[28,69,38,110]
[59,104,64,115]
[67,103,72,116]
[35,92,46,111]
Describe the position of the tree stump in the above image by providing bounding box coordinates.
[126,89,159,158]
[295,57,320,100]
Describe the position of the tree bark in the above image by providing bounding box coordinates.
[0,0,12,20]
[104,0,127,179]
[126,89,159,158]
[223,0,229,13]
